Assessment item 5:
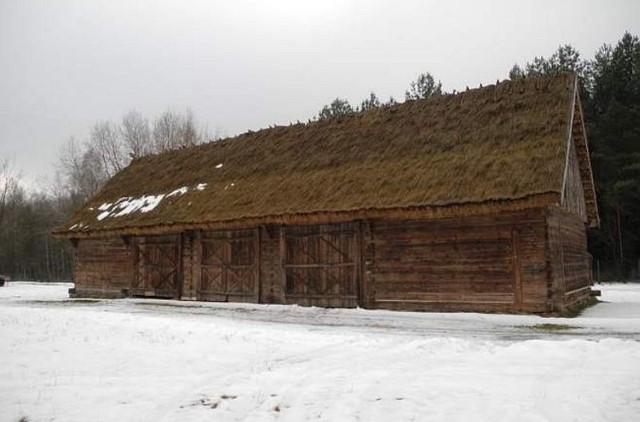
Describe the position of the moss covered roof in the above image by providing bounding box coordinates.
[58,73,592,236]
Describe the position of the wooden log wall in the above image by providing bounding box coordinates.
[367,209,550,313]
[70,207,589,314]
[547,206,592,312]
[72,237,133,298]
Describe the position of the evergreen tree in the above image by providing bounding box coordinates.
[511,34,640,278]
[405,72,443,100]
[317,98,354,120]
[586,32,640,276]
[360,92,381,111]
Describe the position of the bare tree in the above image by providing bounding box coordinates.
[57,137,107,205]
[90,121,128,177]
[182,108,198,147]
[152,109,204,152]
[121,110,152,159]
[55,109,209,207]
[82,144,110,195]
[152,110,184,152]
[0,157,19,225]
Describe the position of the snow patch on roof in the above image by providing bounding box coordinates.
[69,222,89,231]
[94,184,208,221]
[97,195,165,221]
[138,195,165,213]
[167,186,188,197]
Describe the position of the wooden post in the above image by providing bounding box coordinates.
[193,230,202,299]
[132,238,140,294]
[512,229,523,311]
[279,226,287,300]
[354,222,361,308]
[255,227,261,303]
[361,220,373,309]
[557,222,566,297]
[176,233,183,300]
[357,220,366,308]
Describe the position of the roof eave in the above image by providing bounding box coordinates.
[53,192,560,239]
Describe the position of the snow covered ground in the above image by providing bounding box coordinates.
[1,282,639,422]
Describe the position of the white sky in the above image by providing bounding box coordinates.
[1,0,638,189]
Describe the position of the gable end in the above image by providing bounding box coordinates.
[561,80,599,228]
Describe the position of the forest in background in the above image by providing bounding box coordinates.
[1,32,638,281]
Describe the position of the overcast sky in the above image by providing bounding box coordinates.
[1,0,638,189]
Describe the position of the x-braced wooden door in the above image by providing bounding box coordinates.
[133,235,181,298]
[198,229,258,302]
[284,223,359,307]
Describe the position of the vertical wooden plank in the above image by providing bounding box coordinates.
[357,221,365,308]
[193,230,202,300]
[180,233,190,299]
[175,233,183,299]
[258,226,271,303]
[555,215,567,304]
[319,226,326,295]
[557,221,566,295]
[255,227,261,303]
[222,237,229,301]
[71,238,79,283]
[280,226,287,298]
[512,229,523,310]
[361,220,373,308]
[131,237,139,295]
[139,238,146,291]
[544,209,553,307]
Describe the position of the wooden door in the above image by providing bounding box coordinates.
[284,223,359,307]
[133,235,180,298]
[198,229,258,302]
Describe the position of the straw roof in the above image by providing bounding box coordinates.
[56,72,597,237]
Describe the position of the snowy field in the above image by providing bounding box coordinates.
[1,283,639,422]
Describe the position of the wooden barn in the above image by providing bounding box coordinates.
[54,73,599,314]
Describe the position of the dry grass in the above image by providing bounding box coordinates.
[59,73,577,235]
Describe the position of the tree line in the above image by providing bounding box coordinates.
[60,109,215,207]
[316,72,443,120]
[0,32,638,281]
[315,33,639,278]
[0,109,213,281]
[510,34,640,279]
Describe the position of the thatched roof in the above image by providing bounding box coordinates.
[56,72,598,237]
